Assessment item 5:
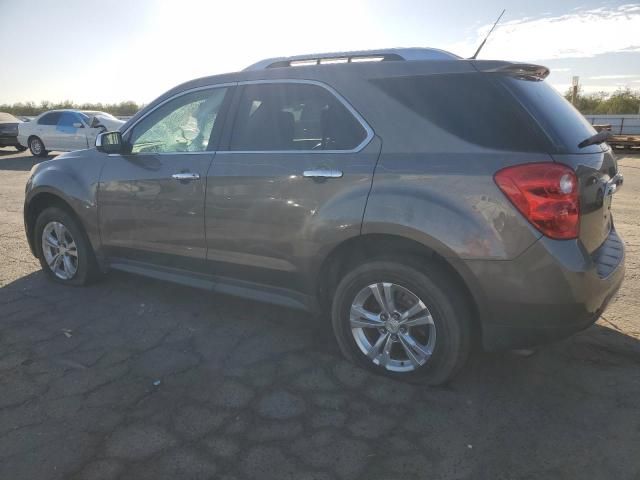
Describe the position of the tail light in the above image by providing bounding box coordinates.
[494,163,579,240]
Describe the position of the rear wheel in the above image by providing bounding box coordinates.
[29,136,48,157]
[331,260,471,385]
[35,207,98,286]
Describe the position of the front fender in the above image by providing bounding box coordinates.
[24,150,105,257]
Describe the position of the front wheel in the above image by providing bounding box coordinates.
[34,207,99,286]
[15,145,27,152]
[331,260,471,385]
[29,136,48,157]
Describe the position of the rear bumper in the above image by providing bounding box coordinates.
[0,134,21,147]
[464,228,625,350]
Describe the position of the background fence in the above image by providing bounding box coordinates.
[585,115,640,135]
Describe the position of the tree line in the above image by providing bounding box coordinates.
[563,87,640,115]
[0,100,142,117]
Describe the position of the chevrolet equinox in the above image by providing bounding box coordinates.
[24,48,625,384]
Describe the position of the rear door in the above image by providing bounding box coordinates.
[204,80,380,290]
[35,112,62,150]
[500,77,619,252]
[98,85,232,270]
[55,112,88,151]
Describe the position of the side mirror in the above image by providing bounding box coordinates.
[96,131,123,154]
[72,122,84,128]
[90,116,102,128]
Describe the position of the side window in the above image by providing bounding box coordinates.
[57,112,81,128]
[38,112,61,126]
[129,87,228,154]
[370,74,548,152]
[229,83,367,151]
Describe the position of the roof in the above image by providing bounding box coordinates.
[244,48,460,71]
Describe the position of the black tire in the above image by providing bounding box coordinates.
[29,136,48,157]
[34,207,99,286]
[15,145,28,152]
[331,260,471,385]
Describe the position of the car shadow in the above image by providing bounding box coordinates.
[3,268,638,385]
[0,148,23,156]
[0,151,56,171]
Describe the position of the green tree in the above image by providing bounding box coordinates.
[0,100,143,117]
[564,87,640,115]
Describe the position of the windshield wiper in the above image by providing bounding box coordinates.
[578,130,611,149]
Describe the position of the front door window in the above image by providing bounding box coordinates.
[129,88,228,154]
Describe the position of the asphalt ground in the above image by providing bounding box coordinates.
[1,147,639,480]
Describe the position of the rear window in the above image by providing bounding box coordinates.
[498,77,601,154]
[370,73,550,152]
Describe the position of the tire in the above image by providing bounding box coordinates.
[331,260,471,385]
[29,136,48,157]
[15,145,27,152]
[34,207,99,286]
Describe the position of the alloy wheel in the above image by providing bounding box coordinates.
[30,138,42,155]
[41,221,78,280]
[350,282,436,372]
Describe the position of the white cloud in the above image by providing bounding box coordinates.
[449,5,640,61]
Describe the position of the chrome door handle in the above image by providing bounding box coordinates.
[303,169,343,179]
[172,172,200,181]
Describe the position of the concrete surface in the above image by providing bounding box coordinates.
[1,147,639,480]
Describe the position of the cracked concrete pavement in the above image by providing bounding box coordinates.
[1,148,640,479]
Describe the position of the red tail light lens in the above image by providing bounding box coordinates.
[494,163,579,240]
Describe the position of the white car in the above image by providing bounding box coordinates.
[18,110,125,157]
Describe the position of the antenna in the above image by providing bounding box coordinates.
[470,9,506,60]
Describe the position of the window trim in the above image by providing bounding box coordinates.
[120,83,237,156]
[120,79,374,156]
[219,79,374,154]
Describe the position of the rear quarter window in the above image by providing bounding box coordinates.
[370,73,550,152]
[498,77,602,154]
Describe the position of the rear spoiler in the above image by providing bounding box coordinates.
[471,61,550,81]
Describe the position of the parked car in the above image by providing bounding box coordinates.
[0,112,27,151]
[17,109,124,157]
[24,48,625,384]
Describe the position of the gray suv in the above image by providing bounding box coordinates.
[24,48,625,384]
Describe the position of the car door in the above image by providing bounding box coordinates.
[98,85,232,271]
[35,112,62,150]
[55,112,88,151]
[205,80,380,291]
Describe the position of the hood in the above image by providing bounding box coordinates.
[92,115,125,131]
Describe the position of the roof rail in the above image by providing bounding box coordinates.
[244,48,460,71]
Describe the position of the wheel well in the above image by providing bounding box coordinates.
[317,234,481,335]
[26,193,79,254]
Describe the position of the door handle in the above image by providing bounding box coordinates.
[303,169,343,179]
[171,172,200,181]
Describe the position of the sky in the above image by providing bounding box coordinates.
[0,0,639,104]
